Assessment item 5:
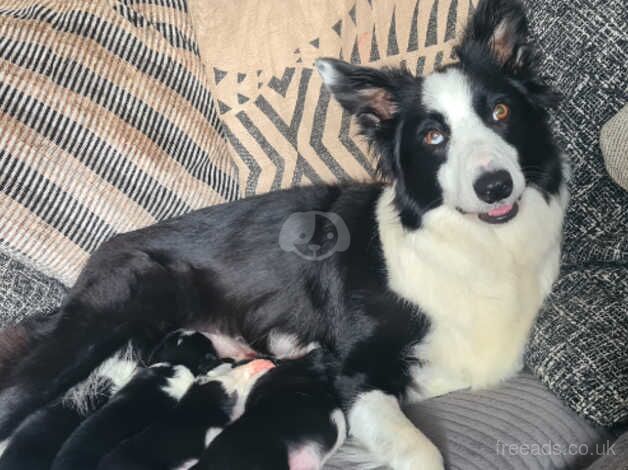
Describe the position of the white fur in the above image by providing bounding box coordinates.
[172,459,198,470]
[204,332,256,360]
[0,438,9,458]
[204,427,222,447]
[423,68,526,214]
[316,59,339,86]
[62,342,139,416]
[200,360,274,420]
[321,409,347,465]
[348,390,444,470]
[267,330,319,359]
[161,364,195,400]
[377,182,567,399]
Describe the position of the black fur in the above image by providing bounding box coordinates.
[97,365,237,470]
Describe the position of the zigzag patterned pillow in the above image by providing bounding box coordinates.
[189,0,475,195]
[0,0,240,285]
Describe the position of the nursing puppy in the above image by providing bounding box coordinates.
[98,358,275,470]
[194,350,346,470]
[0,345,137,470]
[0,1,567,468]
[51,330,218,470]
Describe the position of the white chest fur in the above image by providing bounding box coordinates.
[376,186,567,400]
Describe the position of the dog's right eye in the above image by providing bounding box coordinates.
[424,129,445,146]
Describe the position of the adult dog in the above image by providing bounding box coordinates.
[0,0,567,468]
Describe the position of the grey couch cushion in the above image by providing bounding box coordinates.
[522,0,628,427]
[327,372,613,470]
[0,252,66,328]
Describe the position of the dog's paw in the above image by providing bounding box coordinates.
[390,440,444,470]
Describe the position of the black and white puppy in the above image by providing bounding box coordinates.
[98,357,275,470]
[51,330,218,470]
[194,350,346,470]
[0,1,567,468]
[0,344,138,470]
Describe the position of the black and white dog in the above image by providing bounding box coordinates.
[0,1,567,468]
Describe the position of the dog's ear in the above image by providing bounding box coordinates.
[316,58,408,177]
[461,0,530,72]
[316,58,400,131]
[459,0,560,108]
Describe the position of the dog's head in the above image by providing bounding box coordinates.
[317,0,563,228]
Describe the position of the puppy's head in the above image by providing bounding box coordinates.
[317,0,562,228]
[149,329,220,375]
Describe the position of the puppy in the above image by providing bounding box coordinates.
[51,330,218,470]
[0,344,138,470]
[194,350,346,470]
[98,358,275,470]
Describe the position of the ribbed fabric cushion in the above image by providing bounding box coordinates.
[0,0,240,285]
[600,104,628,192]
[326,372,612,470]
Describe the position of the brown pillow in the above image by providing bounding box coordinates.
[189,0,474,195]
[0,1,239,285]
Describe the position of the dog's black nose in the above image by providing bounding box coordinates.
[473,170,513,203]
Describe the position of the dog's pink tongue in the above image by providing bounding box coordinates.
[487,203,513,217]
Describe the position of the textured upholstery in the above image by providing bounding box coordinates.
[522,0,628,426]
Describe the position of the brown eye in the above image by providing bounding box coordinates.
[424,129,445,145]
[492,103,510,122]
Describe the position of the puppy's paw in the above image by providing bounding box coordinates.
[390,440,444,470]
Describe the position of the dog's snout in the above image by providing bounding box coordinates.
[473,170,513,203]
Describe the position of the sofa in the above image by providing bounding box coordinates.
[0,0,625,468]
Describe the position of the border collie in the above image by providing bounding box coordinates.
[0,1,567,468]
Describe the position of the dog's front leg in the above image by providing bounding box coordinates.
[349,390,444,470]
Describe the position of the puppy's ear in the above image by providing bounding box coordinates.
[316,58,399,131]
[461,0,530,72]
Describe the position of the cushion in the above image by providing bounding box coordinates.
[600,104,628,191]
[0,252,65,328]
[526,266,628,427]
[522,0,628,427]
[188,0,471,194]
[0,0,240,286]
[326,371,614,470]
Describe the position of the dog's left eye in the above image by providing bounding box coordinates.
[492,103,510,122]
[424,130,445,146]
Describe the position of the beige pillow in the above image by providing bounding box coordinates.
[0,1,238,285]
[600,104,628,191]
[189,0,476,195]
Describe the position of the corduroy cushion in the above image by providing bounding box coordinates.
[600,104,628,192]
[0,0,240,286]
[188,0,473,195]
